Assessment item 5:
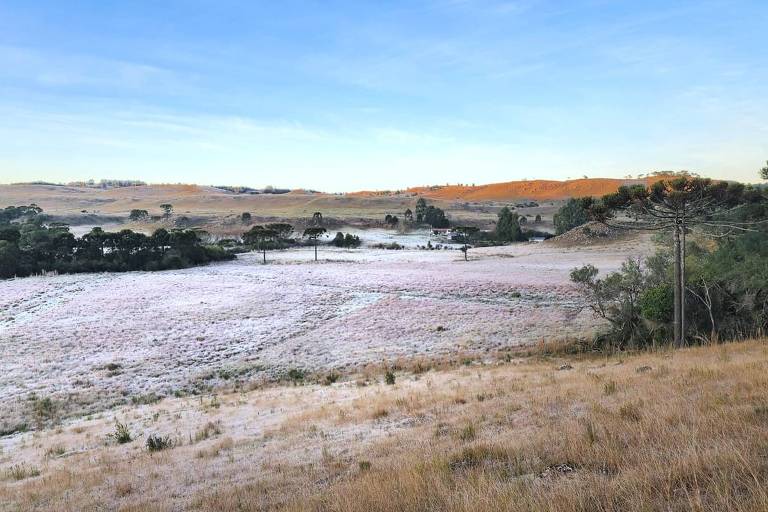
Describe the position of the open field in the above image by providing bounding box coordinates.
[1,335,766,512]
[0,233,650,433]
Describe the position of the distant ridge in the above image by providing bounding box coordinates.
[353,176,669,202]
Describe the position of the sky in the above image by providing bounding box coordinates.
[0,0,766,192]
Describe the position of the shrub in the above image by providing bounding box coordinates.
[5,463,40,481]
[146,433,173,452]
[107,420,132,444]
[371,242,403,250]
[553,197,592,235]
[29,395,57,427]
[194,421,223,443]
[324,372,340,385]
[131,393,161,405]
[287,368,306,383]
[45,445,66,458]
[640,284,674,323]
[385,371,396,385]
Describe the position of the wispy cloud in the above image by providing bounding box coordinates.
[0,44,182,91]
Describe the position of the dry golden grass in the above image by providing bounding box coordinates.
[2,340,768,511]
[402,176,667,202]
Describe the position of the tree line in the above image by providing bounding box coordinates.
[0,206,232,279]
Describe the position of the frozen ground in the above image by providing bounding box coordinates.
[0,237,649,426]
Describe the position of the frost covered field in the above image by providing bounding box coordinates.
[0,239,644,425]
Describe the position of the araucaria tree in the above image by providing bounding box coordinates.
[453,226,479,261]
[415,198,427,223]
[593,176,766,346]
[265,223,294,242]
[303,227,327,261]
[243,225,278,263]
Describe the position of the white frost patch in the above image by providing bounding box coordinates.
[0,240,645,425]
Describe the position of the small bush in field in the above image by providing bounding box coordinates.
[29,395,57,427]
[5,463,40,481]
[385,371,396,385]
[45,444,66,458]
[324,372,340,385]
[287,368,306,383]
[194,421,223,443]
[146,433,173,452]
[107,420,132,444]
[603,380,617,395]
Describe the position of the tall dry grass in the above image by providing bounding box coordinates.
[2,340,768,512]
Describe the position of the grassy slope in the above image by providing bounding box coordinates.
[401,176,666,202]
[0,176,669,219]
[2,339,768,511]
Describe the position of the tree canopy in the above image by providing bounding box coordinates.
[553,197,593,235]
[495,207,524,242]
[0,206,232,279]
[303,227,327,261]
[588,176,767,346]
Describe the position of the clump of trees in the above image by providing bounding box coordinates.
[242,223,295,263]
[553,197,593,235]
[412,198,449,228]
[423,205,449,228]
[384,214,399,227]
[495,207,526,242]
[129,209,149,221]
[0,206,233,279]
[572,173,768,350]
[332,232,362,248]
[592,176,766,346]
[572,236,768,350]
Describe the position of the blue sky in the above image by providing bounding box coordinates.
[0,0,766,191]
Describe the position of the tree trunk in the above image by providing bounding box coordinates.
[263,248,266,264]
[681,218,686,344]
[314,239,318,261]
[673,222,682,347]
